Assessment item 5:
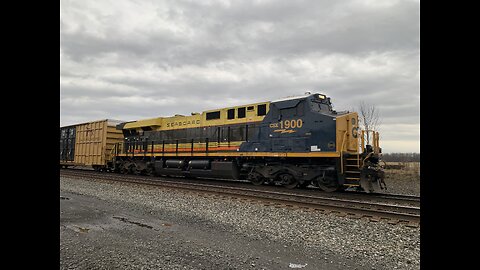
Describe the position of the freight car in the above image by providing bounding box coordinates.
[60,119,124,171]
[110,92,386,193]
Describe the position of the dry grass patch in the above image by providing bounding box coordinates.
[383,162,420,195]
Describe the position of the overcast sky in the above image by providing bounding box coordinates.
[60,0,419,153]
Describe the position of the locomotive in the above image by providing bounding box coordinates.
[108,92,386,193]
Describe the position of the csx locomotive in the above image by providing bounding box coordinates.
[106,92,386,193]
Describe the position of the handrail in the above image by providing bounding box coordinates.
[380,159,387,168]
[340,130,347,174]
[362,152,373,166]
[357,148,360,168]
[361,130,381,153]
[361,130,365,154]
[360,130,381,158]
[354,129,359,168]
[372,131,376,153]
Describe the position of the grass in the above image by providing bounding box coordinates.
[383,162,420,195]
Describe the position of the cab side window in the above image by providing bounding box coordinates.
[257,104,267,116]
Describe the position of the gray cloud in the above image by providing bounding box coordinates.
[60,0,420,153]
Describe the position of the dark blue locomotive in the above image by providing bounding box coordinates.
[112,92,385,192]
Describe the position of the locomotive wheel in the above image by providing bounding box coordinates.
[316,173,339,192]
[248,172,265,186]
[145,166,155,176]
[278,173,298,189]
[134,164,146,175]
[298,181,311,189]
[122,162,133,174]
[266,179,276,186]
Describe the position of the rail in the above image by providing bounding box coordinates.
[60,169,419,227]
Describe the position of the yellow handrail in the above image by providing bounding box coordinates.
[362,152,373,166]
[372,131,376,152]
[340,130,347,174]
[361,130,381,154]
[357,148,360,169]
[361,130,365,153]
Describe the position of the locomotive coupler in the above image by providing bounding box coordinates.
[360,161,387,193]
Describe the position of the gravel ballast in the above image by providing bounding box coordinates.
[60,176,420,269]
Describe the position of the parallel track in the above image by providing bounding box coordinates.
[60,169,420,227]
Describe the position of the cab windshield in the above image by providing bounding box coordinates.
[312,94,333,112]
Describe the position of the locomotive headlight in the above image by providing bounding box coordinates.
[316,94,326,100]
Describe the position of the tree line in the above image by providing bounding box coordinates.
[381,153,420,162]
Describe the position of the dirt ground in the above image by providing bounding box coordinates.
[383,162,420,196]
[60,186,368,269]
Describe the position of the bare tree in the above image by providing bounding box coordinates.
[358,101,381,145]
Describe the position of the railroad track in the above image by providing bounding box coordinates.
[60,169,420,228]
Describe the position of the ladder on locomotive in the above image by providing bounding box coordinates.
[343,153,361,186]
[342,130,380,186]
